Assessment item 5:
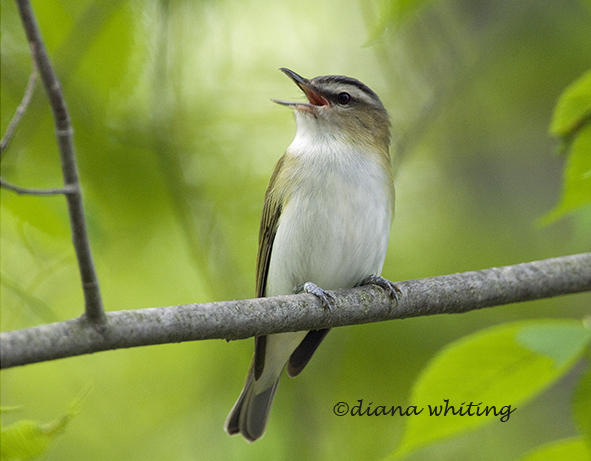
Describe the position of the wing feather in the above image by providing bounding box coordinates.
[255,154,286,298]
[254,154,287,379]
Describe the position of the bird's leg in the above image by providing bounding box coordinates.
[358,275,401,302]
[295,282,337,310]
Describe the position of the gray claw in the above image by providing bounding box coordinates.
[296,282,337,310]
[360,275,401,302]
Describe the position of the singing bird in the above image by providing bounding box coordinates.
[225,68,397,441]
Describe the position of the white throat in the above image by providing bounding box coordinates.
[287,111,346,155]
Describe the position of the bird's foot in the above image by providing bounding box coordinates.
[358,275,401,302]
[295,282,337,310]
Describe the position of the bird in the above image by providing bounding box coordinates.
[225,68,397,441]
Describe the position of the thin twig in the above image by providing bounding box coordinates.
[1,253,589,368]
[0,177,76,195]
[0,71,37,157]
[15,0,104,322]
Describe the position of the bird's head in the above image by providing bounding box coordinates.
[273,68,390,156]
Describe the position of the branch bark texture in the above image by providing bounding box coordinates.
[15,0,104,322]
[2,253,590,369]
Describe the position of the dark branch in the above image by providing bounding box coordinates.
[0,177,76,195]
[1,253,589,369]
[0,71,37,156]
[15,0,104,322]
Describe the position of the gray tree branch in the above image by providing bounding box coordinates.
[15,0,104,322]
[1,253,589,369]
[0,177,75,195]
[0,71,36,156]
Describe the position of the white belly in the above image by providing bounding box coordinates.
[265,149,392,297]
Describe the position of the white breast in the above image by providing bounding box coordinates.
[265,131,393,297]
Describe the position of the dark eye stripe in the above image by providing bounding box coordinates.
[312,75,381,104]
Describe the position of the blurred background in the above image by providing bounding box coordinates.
[1,0,590,459]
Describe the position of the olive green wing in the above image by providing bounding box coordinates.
[253,155,286,379]
[255,154,286,298]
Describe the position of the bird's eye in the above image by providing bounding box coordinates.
[337,92,351,105]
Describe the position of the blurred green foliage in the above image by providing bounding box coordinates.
[1,0,590,460]
[545,70,591,223]
[1,390,87,461]
[520,437,589,461]
[573,365,591,450]
[365,0,433,44]
[550,70,591,139]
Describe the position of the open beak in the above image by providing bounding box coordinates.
[272,68,330,110]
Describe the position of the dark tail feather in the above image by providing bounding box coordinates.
[225,368,252,435]
[287,328,330,377]
[225,367,280,441]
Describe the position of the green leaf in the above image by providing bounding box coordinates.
[542,123,591,223]
[519,437,590,461]
[573,365,591,449]
[0,390,88,461]
[543,69,591,223]
[516,323,591,367]
[0,420,54,461]
[550,70,591,139]
[389,320,591,460]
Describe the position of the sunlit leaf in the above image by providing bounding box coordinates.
[544,69,591,223]
[1,420,54,461]
[519,437,590,461]
[543,123,591,223]
[516,323,591,367]
[1,416,73,461]
[389,320,591,460]
[550,69,591,139]
[0,390,89,461]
